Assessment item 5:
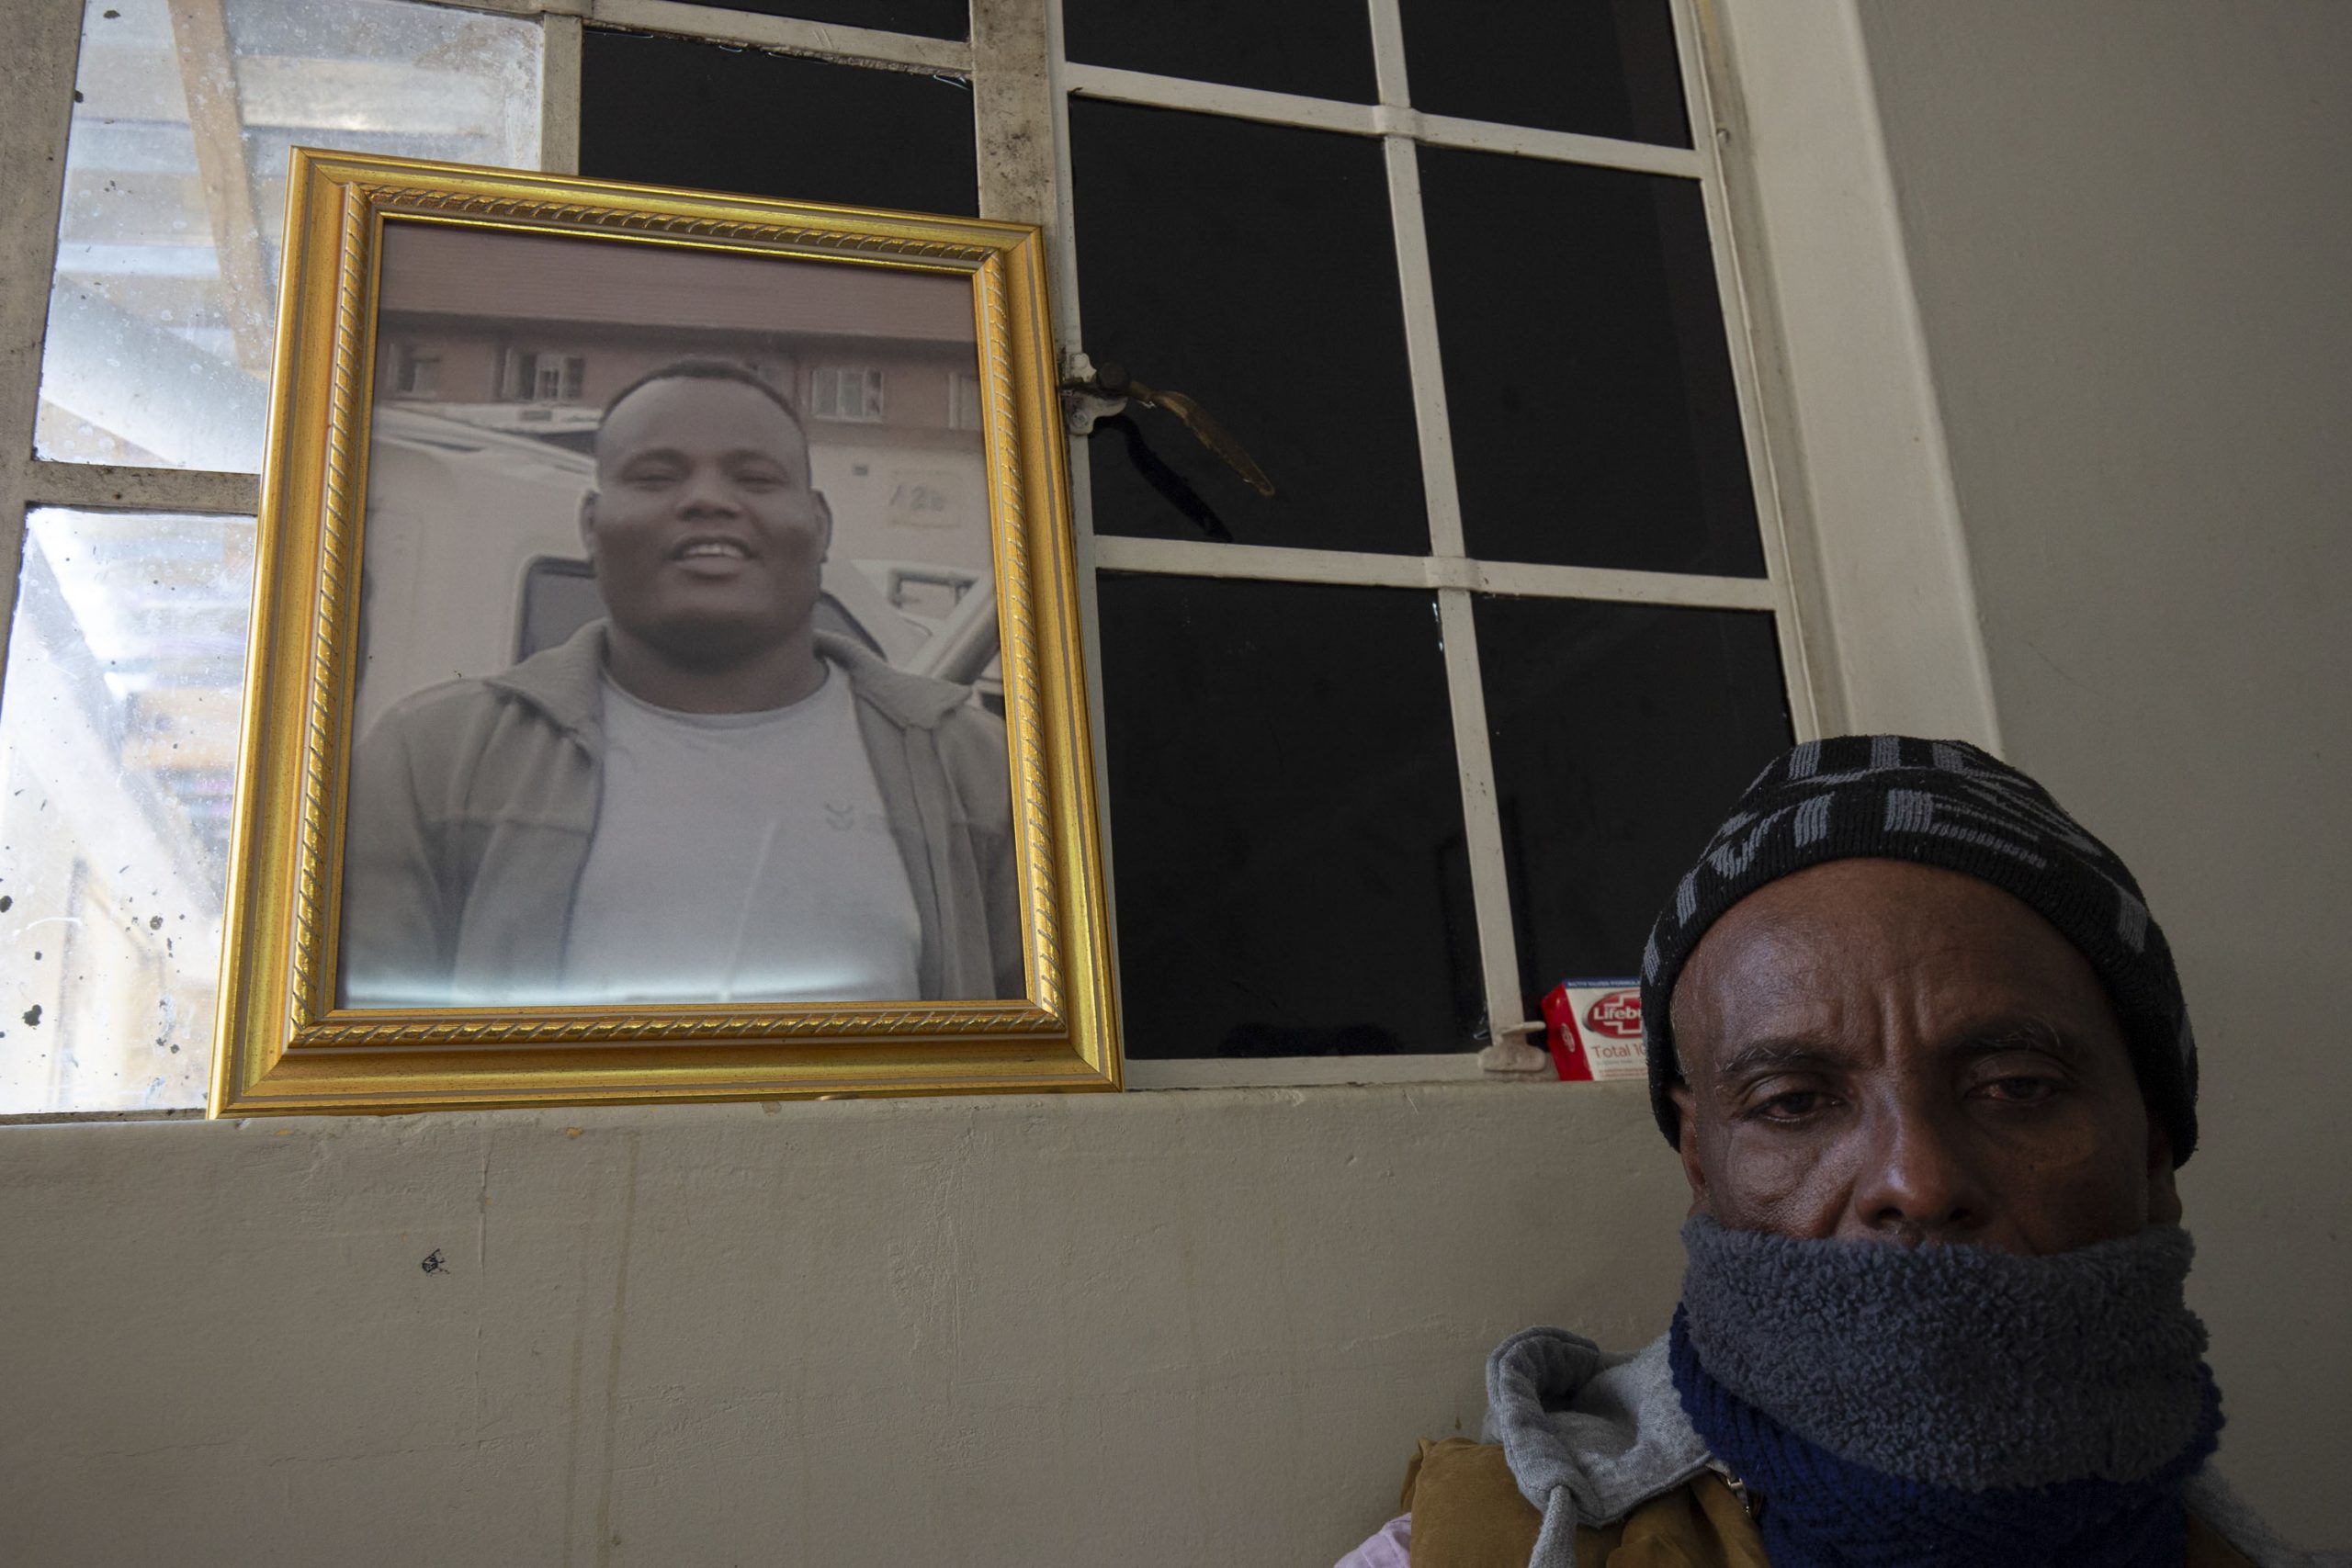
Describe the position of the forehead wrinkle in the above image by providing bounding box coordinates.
[1874,933,2115,1052]
[1675,904,1844,1075]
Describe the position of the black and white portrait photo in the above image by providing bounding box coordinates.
[334,222,1021,1010]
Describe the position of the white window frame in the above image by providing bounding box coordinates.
[3,0,1982,1118]
[809,364,888,423]
[498,347,587,403]
[392,345,442,398]
[1039,0,1820,1087]
[530,352,585,403]
[948,369,985,432]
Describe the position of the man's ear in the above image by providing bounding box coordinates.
[1671,1081,1713,1218]
[812,491,833,559]
[2145,1111,2184,1226]
[578,489,600,568]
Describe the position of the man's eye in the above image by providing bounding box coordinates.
[1752,1090,1829,1122]
[1981,1076,2061,1104]
[623,466,680,486]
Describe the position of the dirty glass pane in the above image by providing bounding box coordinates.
[1397,0,1690,147]
[35,0,541,474]
[1071,100,1427,555]
[0,509,257,1114]
[1064,0,1376,105]
[1474,594,1790,1021]
[1097,574,1483,1058]
[581,30,978,217]
[710,0,968,40]
[1419,145,1763,576]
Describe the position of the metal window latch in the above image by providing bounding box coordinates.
[1058,351,1276,498]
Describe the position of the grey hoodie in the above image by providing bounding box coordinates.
[1480,1326,2317,1568]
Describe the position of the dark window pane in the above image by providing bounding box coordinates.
[580,30,977,216]
[1420,147,1762,576]
[1099,575,1482,1057]
[1071,101,1427,554]
[1065,0,1375,104]
[1475,594,1792,1019]
[704,0,967,40]
[1398,0,1690,146]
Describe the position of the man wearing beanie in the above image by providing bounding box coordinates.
[1334,736,2316,1568]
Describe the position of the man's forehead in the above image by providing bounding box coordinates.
[1672,860,2120,1070]
[597,377,804,457]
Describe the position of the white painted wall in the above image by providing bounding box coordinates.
[1701,0,2003,748]
[0,1084,1690,1566]
[1848,0,2352,1547]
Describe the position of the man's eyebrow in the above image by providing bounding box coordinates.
[1949,1018,2086,1063]
[1713,1020,2088,1082]
[1714,1038,1847,1081]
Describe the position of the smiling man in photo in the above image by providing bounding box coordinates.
[338,358,1020,1008]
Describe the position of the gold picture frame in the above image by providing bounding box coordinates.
[209,151,1118,1114]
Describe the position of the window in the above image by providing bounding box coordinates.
[3,0,543,1117]
[949,370,986,432]
[390,346,441,399]
[537,355,585,404]
[2,0,1814,1112]
[1054,0,1808,1084]
[810,366,888,423]
[502,350,587,405]
[0,508,256,1113]
[30,0,541,474]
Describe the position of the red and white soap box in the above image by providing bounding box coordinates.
[1541,980,1647,1082]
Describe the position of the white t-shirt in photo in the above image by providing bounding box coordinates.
[560,665,922,1004]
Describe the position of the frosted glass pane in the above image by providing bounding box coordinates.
[0,509,256,1114]
[35,0,542,474]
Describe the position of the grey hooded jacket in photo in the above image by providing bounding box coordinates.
[337,621,1021,1006]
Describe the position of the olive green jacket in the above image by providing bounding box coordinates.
[338,623,1020,1006]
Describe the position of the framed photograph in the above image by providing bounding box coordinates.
[209,151,1117,1113]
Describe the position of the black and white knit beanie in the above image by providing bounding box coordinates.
[1641,735,2198,1165]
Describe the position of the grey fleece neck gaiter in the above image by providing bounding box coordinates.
[1678,1215,2214,1491]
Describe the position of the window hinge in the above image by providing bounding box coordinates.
[1059,350,1276,497]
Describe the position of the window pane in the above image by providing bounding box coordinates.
[1,509,256,1114]
[36,0,542,474]
[581,30,978,218]
[707,0,968,41]
[1420,146,1762,576]
[1398,0,1690,147]
[1473,594,1791,1021]
[1097,574,1482,1059]
[1064,0,1375,105]
[1071,101,1427,555]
